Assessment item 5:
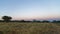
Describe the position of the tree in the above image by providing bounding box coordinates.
[52,20,57,23]
[2,16,12,22]
[20,20,25,22]
[33,19,37,22]
[42,20,50,23]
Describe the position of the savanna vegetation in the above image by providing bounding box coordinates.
[0,16,60,34]
[0,22,60,34]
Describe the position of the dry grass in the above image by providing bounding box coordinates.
[0,22,60,34]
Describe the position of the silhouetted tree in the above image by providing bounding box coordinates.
[42,20,50,23]
[2,16,12,22]
[57,20,60,23]
[20,20,25,22]
[32,19,41,23]
[53,20,60,23]
[33,19,37,22]
[52,20,57,23]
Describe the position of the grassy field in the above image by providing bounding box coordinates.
[0,22,60,34]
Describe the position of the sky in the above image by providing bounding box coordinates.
[0,0,60,20]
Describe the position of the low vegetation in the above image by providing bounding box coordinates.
[0,22,60,34]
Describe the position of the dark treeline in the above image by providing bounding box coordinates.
[0,20,60,23]
[0,16,60,23]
